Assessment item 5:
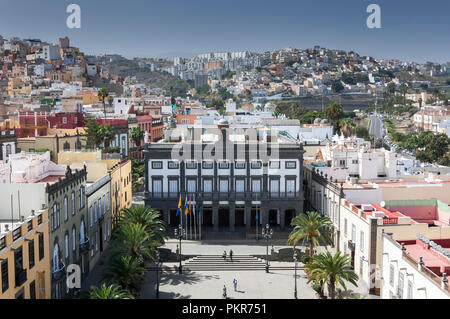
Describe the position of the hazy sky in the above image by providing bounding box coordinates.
[1,0,449,63]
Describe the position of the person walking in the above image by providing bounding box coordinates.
[233,279,237,291]
[229,249,233,261]
[223,285,227,299]
[222,251,227,261]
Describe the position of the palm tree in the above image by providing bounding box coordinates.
[305,251,359,299]
[131,126,145,149]
[111,223,158,262]
[120,206,167,246]
[101,124,116,149]
[98,88,109,120]
[104,255,146,295]
[287,211,332,257]
[87,283,134,299]
[108,95,114,108]
[324,101,344,128]
[339,118,356,137]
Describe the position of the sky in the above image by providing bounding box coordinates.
[0,0,449,63]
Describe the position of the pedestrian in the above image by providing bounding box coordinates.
[233,279,237,291]
[229,249,233,261]
[223,285,227,299]
[223,250,227,261]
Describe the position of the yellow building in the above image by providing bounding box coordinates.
[0,209,51,299]
[110,160,132,227]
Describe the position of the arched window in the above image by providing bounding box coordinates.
[64,196,68,221]
[72,227,76,253]
[64,234,69,260]
[71,192,75,215]
[53,243,60,272]
[80,219,85,244]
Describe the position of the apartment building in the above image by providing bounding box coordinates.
[0,209,50,299]
[144,123,305,234]
[381,233,450,299]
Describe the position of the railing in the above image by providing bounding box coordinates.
[15,269,27,288]
[147,191,301,201]
[80,238,90,253]
[383,218,398,225]
[52,262,66,282]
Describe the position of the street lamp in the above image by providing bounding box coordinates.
[294,250,298,299]
[262,224,273,273]
[155,251,162,299]
[174,224,186,274]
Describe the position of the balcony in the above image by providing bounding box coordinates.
[52,262,66,282]
[15,269,27,288]
[146,191,302,201]
[80,238,90,253]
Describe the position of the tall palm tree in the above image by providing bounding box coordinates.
[131,126,145,149]
[87,283,134,299]
[111,223,158,262]
[120,206,167,245]
[305,251,359,299]
[339,118,356,138]
[98,88,109,120]
[287,211,332,257]
[324,101,344,129]
[104,255,146,295]
[101,124,115,149]
[108,95,114,108]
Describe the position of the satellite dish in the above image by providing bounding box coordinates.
[380,201,386,208]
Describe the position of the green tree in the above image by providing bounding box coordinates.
[85,120,104,149]
[287,211,332,257]
[324,101,344,128]
[331,81,344,93]
[86,283,134,299]
[131,126,145,149]
[120,206,167,246]
[306,251,359,299]
[101,124,116,149]
[387,82,396,96]
[104,255,146,295]
[108,95,114,108]
[339,118,356,137]
[355,126,370,140]
[98,88,109,119]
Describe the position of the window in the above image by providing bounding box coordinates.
[28,240,35,269]
[251,161,262,169]
[71,192,75,215]
[218,161,230,169]
[38,233,44,260]
[64,196,68,221]
[168,161,179,169]
[344,219,348,237]
[0,237,5,250]
[168,179,179,197]
[186,161,197,169]
[389,264,395,286]
[152,179,163,197]
[98,199,102,217]
[14,246,23,285]
[398,273,404,299]
[72,228,76,252]
[235,179,245,193]
[269,161,280,169]
[235,162,246,169]
[152,161,163,169]
[407,281,413,299]
[360,231,364,252]
[187,179,197,193]
[95,231,99,252]
[351,224,356,243]
[27,221,32,232]
[202,161,213,169]
[79,186,85,208]
[252,179,261,193]
[1,259,8,293]
[352,160,358,164]
[270,179,280,194]
[219,179,229,193]
[64,234,69,259]
[203,179,213,193]
[339,160,346,167]
[286,161,297,169]
[94,202,98,223]
[286,179,296,196]
[89,207,93,227]
[29,281,36,299]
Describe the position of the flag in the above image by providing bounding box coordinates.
[187,197,192,215]
[184,196,188,215]
[196,197,201,216]
[176,196,182,216]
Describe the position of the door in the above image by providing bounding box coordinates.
[203,208,213,226]
[269,210,278,226]
[99,224,104,252]
[218,208,229,227]
[235,209,245,227]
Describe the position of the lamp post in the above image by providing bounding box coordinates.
[174,224,185,274]
[294,250,298,299]
[262,224,273,273]
[155,251,162,299]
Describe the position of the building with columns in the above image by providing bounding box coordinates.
[144,121,305,236]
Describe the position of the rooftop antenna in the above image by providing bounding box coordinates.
[17,190,21,221]
[10,194,14,229]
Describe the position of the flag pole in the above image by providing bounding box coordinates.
[193,195,197,241]
[189,197,192,241]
